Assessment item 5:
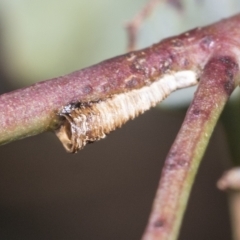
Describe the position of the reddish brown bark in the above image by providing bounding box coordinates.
[1,14,240,145]
[142,55,240,240]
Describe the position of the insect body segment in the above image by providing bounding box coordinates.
[55,70,197,153]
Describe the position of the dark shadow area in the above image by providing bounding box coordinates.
[0,107,231,240]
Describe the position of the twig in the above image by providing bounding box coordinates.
[142,55,240,240]
[221,98,240,166]
[126,0,160,52]
[2,13,235,146]
[218,168,240,240]
[220,96,240,240]
[0,10,240,240]
[125,0,184,52]
[229,192,240,240]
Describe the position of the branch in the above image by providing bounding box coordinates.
[125,0,182,52]
[142,55,240,240]
[221,98,240,166]
[0,14,240,152]
[219,97,240,240]
[218,168,240,240]
[126,0,160,51]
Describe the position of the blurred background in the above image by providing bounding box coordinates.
[0,0,240,239]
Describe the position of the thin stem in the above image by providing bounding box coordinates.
[2,12,233,146]
[221,98,240,166]
[218,168,240,240]
[125,0,183,52]
[126,0,160,51]
[220,90,240,240]
[142,55,240,240]
[229,192,240,240]
[0,14,240,151]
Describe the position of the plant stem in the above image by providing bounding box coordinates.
[126,0,160,51]
[2,13,228,146]
[221,98,240,166]
[218,168,240,240]
[220,93,240,240]
[229,191,240,240]
[142,55,240,240]
[1,14,240,147]
[0,15,240,150]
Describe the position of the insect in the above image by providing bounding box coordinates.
[55,70,197,153]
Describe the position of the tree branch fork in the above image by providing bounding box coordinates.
[0,14,239,147]
[1,13,240,240]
